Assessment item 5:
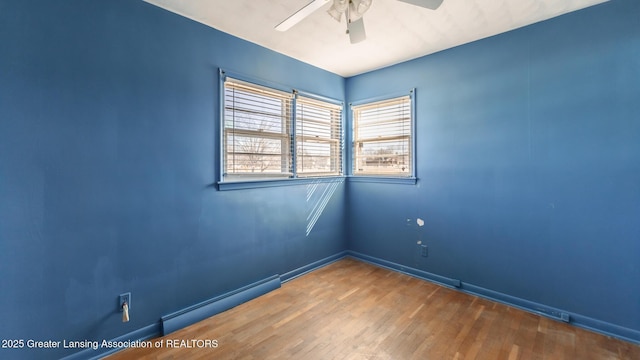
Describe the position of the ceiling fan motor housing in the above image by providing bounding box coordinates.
[328,0,372,22]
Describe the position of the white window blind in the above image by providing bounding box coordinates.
[223,79,293,181]
[352,95,413,177]
[296,96,342,177]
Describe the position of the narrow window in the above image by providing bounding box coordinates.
[352,95,413,177]
[296,96,343,177]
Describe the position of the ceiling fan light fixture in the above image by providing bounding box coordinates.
[356,0,373,15]
[327,5,343,22]
[334,0,349,12]
[348,0,372,20]
[328,0,349,22]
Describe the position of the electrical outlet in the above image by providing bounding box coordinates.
[421,245,428,257]
[119,292,131,311]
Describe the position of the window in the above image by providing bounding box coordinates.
[221,74,343,184]
[352,94,414,177]
[223,79,293,181]
[296,96,342,177]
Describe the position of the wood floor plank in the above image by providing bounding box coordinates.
[107,258,640,359]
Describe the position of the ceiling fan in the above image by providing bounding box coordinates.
[275,0,444,44]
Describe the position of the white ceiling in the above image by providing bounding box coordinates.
[144,0,608,77]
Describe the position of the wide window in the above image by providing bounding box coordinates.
[221,75,343,184]
[352,95,414,177]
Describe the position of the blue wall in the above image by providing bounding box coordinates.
[0,1,346,359]
[346,0,639,339]
[2,0,639,359]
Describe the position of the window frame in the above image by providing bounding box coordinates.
[218,70,344,190]
[295,92,344,178]
[222,78,294,181]
[349,90,417,185]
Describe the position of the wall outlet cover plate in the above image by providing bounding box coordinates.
[119,292,131,311]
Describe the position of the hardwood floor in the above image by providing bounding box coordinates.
[107,258,640,359]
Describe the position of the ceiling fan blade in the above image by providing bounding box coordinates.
[275,0,330,32]
[348,17,366,44]
[396,0,444,10]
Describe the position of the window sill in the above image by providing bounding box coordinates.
[218,176,346,191]
[347,176,417,185]
[218,175,416,190]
